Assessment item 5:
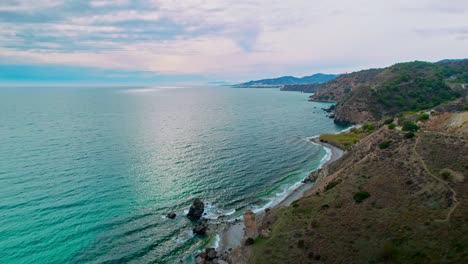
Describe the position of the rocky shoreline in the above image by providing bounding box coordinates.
[202,137,346,263]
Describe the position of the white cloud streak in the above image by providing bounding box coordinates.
[0,0,467,80]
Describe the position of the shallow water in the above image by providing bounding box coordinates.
[0,86,344,263]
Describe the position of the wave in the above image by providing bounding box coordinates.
[184,203,237,221]
[229,125,354,219]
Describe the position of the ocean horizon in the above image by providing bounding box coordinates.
[0,86,346,263]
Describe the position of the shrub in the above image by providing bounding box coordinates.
[440,170,452,181]
[362,123,375,133]
[325,179,342,191]
[388,123,396,129]
[417,113,430,121]
[379,141,391,149]
[383,118,394,125]
[402,121,419,132]
[404,132,415,139]
[353,191,370,203]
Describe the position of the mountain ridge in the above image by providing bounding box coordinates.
[234,73,338,87]
[309,60,468,124]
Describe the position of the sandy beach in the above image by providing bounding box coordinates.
[216,137,345,252]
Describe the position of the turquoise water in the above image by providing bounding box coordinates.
[0,86,344,263]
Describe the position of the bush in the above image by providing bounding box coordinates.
[402,121,419,132]
[379,141,391,149]
[388,123,396,129]
[404,132,415,139]
[362,123,375,133]
[440,170,452,181]
[292,200,300,208]
[384,118,394,125]
[325,179,342,191]
[353,191,370,203]
[417,113,430,121]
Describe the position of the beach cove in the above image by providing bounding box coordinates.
[203,133,346,263]
[0,86,346,263]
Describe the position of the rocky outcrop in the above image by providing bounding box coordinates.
[195,248,229,264]
[243,209,258,239]
[187,198,205,220]
[333,87,379,124]
[166,212,176,219]
[193,221,208,235]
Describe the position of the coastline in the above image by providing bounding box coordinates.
[215,136,345,253]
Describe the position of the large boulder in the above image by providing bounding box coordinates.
[193,222,208,235]
[187,198,205,220]
[166,212,176,219]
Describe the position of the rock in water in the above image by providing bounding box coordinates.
[205,248,217,260]
[193,222,208,235]
[187,198,205,220]
[167,212,176,219]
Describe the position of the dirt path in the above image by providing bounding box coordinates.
[412,134,459,222]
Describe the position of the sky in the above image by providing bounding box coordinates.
[0,0,467,84]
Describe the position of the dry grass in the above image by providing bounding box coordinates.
[251,127,468,263]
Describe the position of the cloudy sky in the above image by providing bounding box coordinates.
[0,0,467,84]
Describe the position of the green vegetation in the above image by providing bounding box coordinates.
[440,170,452,181]
[362,123,375,133]
[319,128,368,150]
[402,121,420,132]
[374,62,461,113]
[325,179,342,191]
[417,113,430,121]
[353,191,370,203]
[388,123,396,129]
[379,141,391,149]
[404,132,415,139]
[383,118,394,125]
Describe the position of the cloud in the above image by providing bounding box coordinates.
[0,0,467,82]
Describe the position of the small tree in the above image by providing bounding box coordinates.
[404,131,415,139]
[417,113,430,121]
[353,191,370,203]
[384,118,394,125]
[379,141,391,149]
[402,121,419,132]
[362,123,375,133]
[388,123,396,129]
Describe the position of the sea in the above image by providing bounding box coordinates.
[0,86,346,263]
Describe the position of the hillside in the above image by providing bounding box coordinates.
[280,83,323,93]
[235,73,338,88]
[233,112,468,263]
[310,60,468,124]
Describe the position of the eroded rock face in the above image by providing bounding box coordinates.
[243,209,258,239]
[187,198,205,220]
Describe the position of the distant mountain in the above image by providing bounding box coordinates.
[280,83,323,93]
[235,73,338,87]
